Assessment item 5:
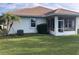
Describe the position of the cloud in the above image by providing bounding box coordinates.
[0,3,16,9]
[57,3,79,12]
[42,3,66,9]
[31,3,42,6]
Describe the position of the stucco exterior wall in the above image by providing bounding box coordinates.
[9,16,79,36]
[9,17,46,34]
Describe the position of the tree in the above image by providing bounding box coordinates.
[1,13,20,35]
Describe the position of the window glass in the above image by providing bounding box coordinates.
[47,18,54,31]
[31,19,36,27]
[51,18,54,31]
[58,21,63,28]
[58,20,63,32]
[58,29,63,32]
[58,16,76,32]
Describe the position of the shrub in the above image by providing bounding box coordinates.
[37,24,48,34]
[17,30,24,35]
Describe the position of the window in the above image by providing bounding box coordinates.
[64,19,75,31]
[58,16,76,32]
[51,19,54,31]
[31,19,36,27]
[47,18,54,31]
[58,20,64,32]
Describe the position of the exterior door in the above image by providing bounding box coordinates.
[58,19,64,32]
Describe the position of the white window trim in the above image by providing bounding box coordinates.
[30,18,36,28]
[58,19,64,32]
[58,19,75,32]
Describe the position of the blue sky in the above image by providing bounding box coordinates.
[0,3,79,14]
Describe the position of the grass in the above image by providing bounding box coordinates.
[0,34,79,55]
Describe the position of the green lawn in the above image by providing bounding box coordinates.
[0,34,79,55]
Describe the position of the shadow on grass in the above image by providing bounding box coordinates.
[0,33,48,39]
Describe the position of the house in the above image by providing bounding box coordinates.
[7,6,79,36]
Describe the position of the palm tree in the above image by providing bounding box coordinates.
[1,13,20,35]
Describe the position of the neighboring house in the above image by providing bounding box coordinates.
[7,6,79,36]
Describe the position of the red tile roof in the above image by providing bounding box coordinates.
[46,8,79,15]
[7,6,79,16]
[8,6,52,16]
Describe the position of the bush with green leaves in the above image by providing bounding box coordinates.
[37,24,48,34]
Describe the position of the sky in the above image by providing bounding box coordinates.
[0,3,79,15]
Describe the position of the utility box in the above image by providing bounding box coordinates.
[17,30,24,35]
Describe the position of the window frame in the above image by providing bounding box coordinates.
[58,19,64,32]
[64,19,75,31]
[58,16,76,32]
[31,18,36,27]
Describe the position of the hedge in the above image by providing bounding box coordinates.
[37,24,48,34]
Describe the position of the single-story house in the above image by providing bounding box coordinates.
[7,6,79,36]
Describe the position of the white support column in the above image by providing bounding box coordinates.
[76,17,79,34]
[54,16,58,35]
